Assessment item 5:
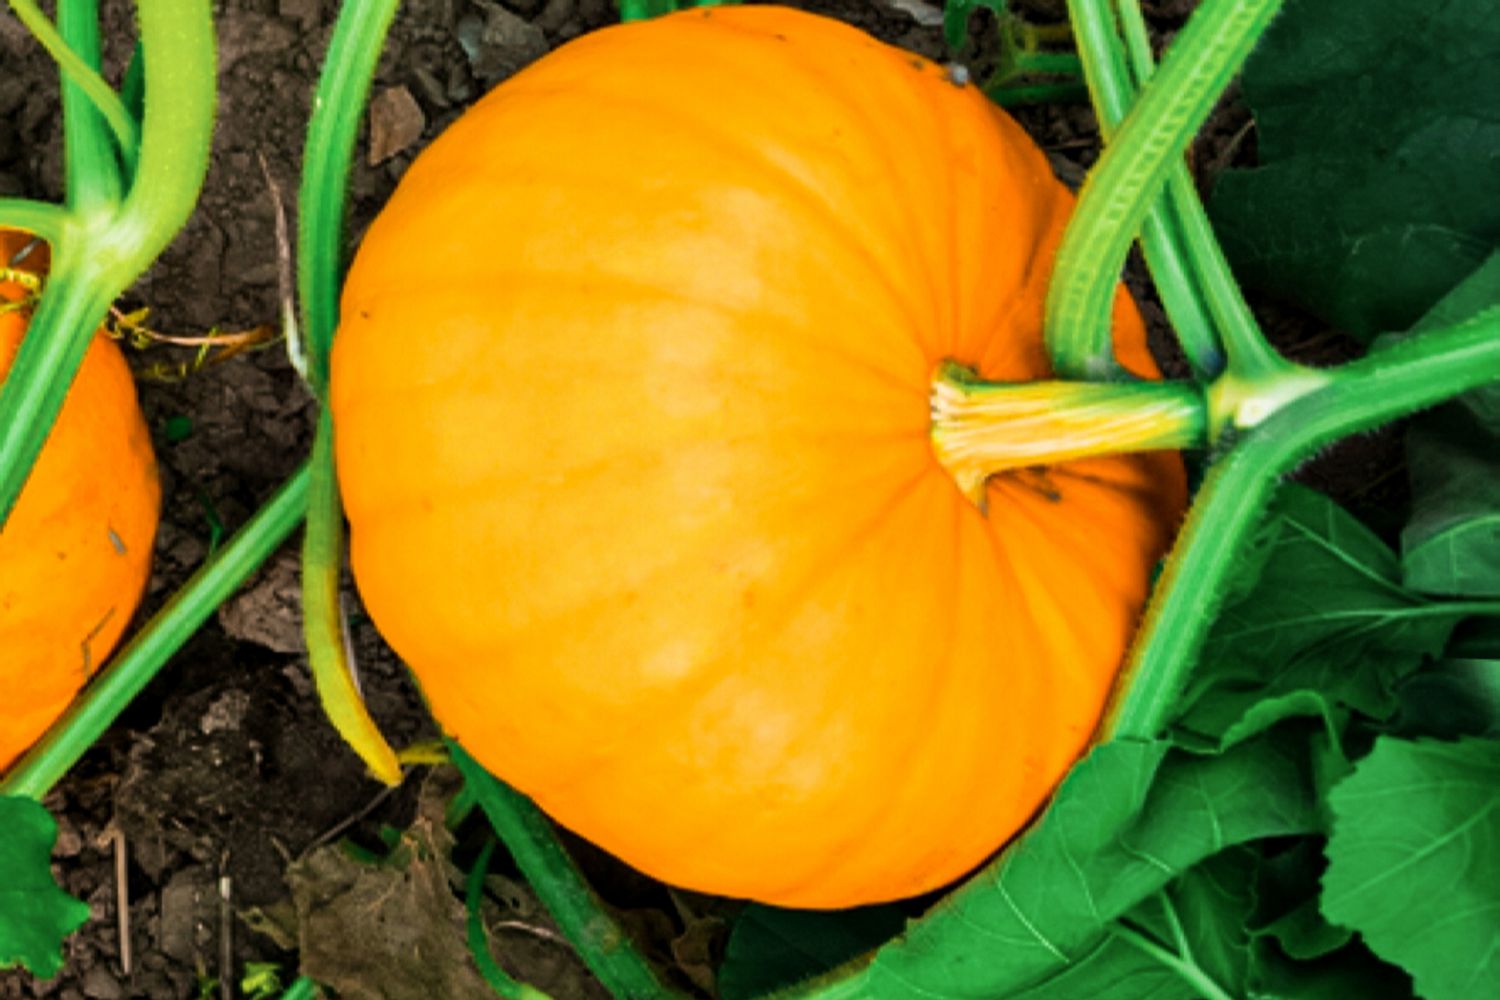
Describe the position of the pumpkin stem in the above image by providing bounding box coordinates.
[930,361,1206,507]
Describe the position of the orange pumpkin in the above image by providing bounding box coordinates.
[0,230,160,772]
[333,6,1185,906]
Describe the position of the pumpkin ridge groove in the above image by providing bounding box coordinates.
[736,26,959,355]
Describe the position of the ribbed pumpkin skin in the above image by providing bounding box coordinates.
[0,231,160,772]
[334,6,1186,907]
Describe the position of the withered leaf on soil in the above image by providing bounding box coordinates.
[285,767,606,1000]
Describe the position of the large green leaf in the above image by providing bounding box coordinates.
[1322,737,1500,1000]
[1208,0,1500,339]
[1173,486,1469,749]
[862,732,1318,1000]
[0,796,90,977]
[1401,252,1500,597]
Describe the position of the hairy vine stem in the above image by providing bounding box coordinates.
[1047,0,1286,380]
[1108,306,1500,738]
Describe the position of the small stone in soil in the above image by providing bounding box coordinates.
[367,86,428,166]
[78,967,121,1000]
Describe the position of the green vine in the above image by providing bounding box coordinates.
[1046,0,1287,381]
[0,0,214,527]
[296,0,404,785]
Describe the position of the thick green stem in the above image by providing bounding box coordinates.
[1064,0,1219,379]
[121,41,146,125]
[0,466,310,800]
[450,743,692,1000]
[1108,306,1500,739]
[930,363,1205,506]
[1048,0,1284,380]
[1110,0,1154,83]
[1110,0,1288,383]
[112,0,214,266]
[1134,207,1221,374]
[1066,0,1133,119]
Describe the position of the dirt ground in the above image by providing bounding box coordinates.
[0,1,1401,998]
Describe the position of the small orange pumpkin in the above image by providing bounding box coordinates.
[0,230,160,772]
[333,6,1185,906]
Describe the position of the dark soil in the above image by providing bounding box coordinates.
[0,1,1403,998]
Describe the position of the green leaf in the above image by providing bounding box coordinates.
[0,796,89,977]
[1159,849,1258,992]
[1207,0,1500,339]
[1173,486,1470,749]
[862,731,1318,1000]
[1243,842,1414,1000]
[1403,395,1500,597]
[943,0,1007,52]
[718,904,906,1000]
[1394,656,1500,739]
[992,934,1194,1000]
[1256,898,1352,964]
[1247,840,1344,959]
[1407,249,1500,337]
[1241,842,1416,998]
[1401,252,1500,598]
[1090,849,1261,1000]
[1322,737,1500,1000]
